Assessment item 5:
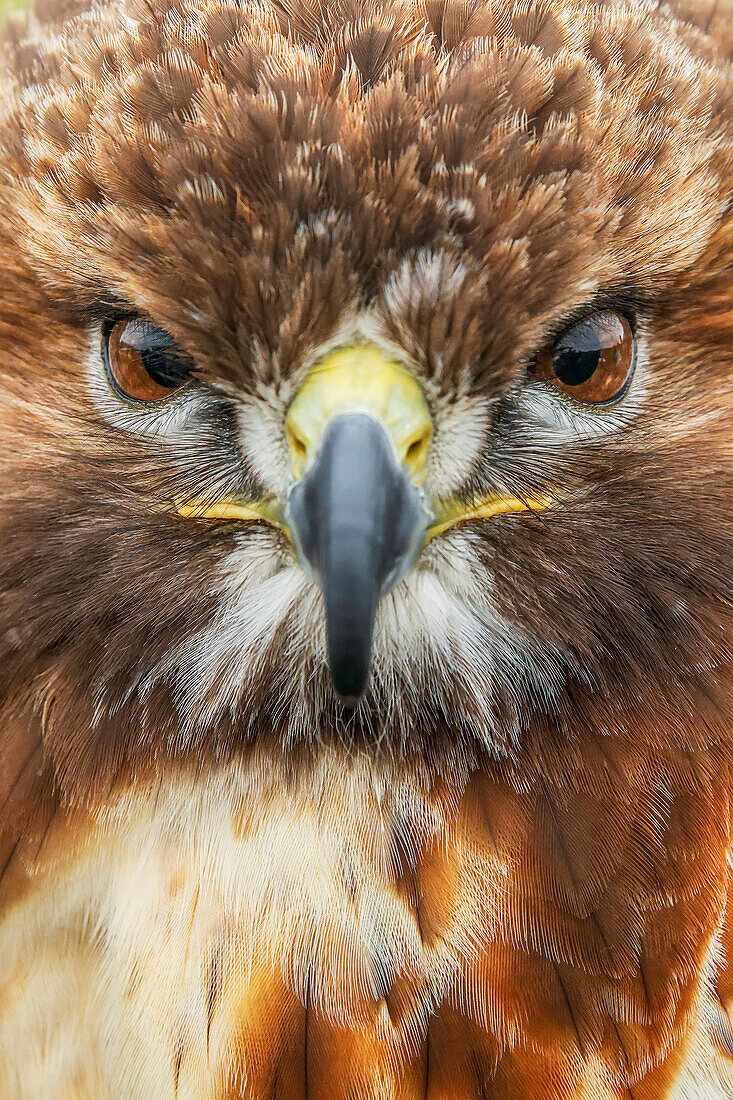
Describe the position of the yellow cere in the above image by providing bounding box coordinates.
[285,345,433,483]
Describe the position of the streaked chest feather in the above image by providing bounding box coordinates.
[0,753,731,1099]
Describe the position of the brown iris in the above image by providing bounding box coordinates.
[104,320,193,403]
[533,312,635,404]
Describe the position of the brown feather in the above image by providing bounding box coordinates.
[0,0,731,1095]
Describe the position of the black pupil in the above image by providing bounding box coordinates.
[552,345,601,387]
[127,322,191,388]
[551,314,621,387]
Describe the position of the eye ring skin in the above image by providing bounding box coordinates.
[102,319,194,405]
[532,311,636,406]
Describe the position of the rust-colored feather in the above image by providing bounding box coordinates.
[0,0,732,1095]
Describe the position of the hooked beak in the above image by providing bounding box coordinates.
[284,347,433,703]
[287,412,429,702]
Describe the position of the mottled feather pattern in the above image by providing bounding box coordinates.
[0,0,731,1096]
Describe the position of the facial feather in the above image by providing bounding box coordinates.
[0,0,729,797]
[0,5,732,1093]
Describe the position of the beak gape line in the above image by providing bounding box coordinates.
[177,344,552,703]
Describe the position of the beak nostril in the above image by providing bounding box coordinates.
[406,438,424,463]
[404,428,432,472]
[288,428,309,465]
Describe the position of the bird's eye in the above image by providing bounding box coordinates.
[103,319,194,403]
[533,311,635,404]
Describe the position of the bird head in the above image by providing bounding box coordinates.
[0,0,732,792]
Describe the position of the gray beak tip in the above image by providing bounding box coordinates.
[330,651,370,705]
[336,692,362,710]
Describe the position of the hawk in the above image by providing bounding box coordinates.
[0,0,731,1096]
